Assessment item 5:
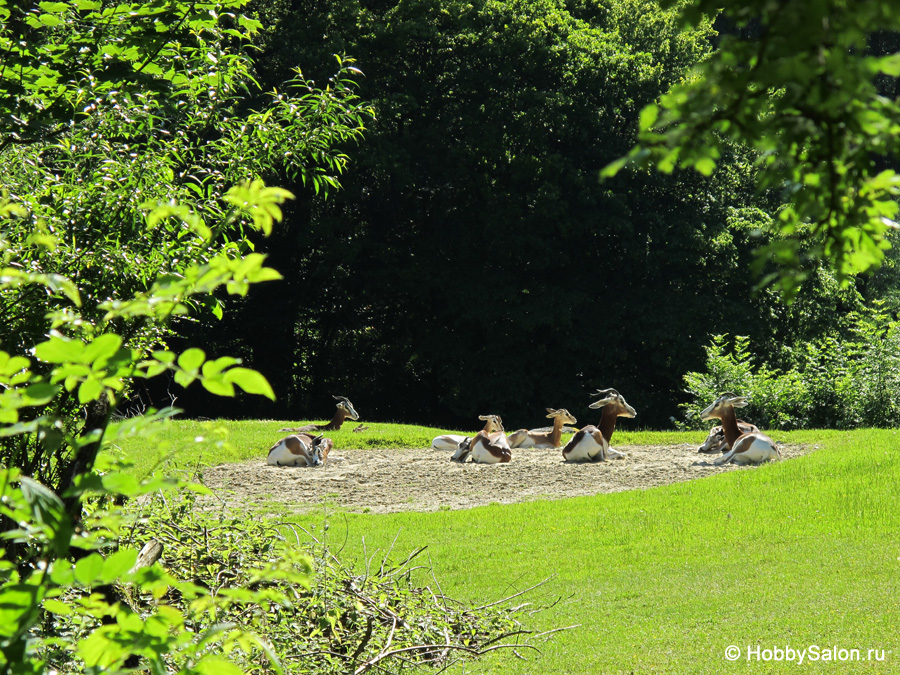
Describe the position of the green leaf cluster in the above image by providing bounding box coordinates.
[681,304,900,429]
[0,468,311,673]
[608,0,900,297]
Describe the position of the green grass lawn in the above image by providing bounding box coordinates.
[117,422,900,674]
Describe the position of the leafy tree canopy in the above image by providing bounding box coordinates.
[0,0,371,492]
[605,0,900,298]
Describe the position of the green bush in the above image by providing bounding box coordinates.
[682,306,900,430]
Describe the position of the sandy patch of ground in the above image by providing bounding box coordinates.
[201,442,812,515]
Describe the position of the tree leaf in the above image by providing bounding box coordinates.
[0,585,45,639]
[34,337,84,364]
[100,549,139,583]
[82,334,123,365]
[177,348,206,373]
[224,367,275,400]
[74,553,106,586]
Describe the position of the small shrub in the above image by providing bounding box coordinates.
[682,306,900,430]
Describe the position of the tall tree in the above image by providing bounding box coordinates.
[168,0,885,428]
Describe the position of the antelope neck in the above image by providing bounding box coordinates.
[548,415,565,445]
[719,406,744,447]
[598,408,618,445]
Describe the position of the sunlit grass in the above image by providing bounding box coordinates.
[281,429,900,674]
[116,424,900,673]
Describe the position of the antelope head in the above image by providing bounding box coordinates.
[478,414,504,433]
[308,434,331,466]
[699,393,748,422]
[545,408,577,426]
[588,389,637,418]
[451,436,473,462]
[698,425,727,454]
[333,395,360,421]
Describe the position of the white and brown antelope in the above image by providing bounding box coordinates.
[450,425,512,464]
[432,414,504,452]
[266,434,333,467]
[562,388,636,462]
[508,408,577,448]
[698,420,759,454]
[700,395,780,465]
[281,395,359,433]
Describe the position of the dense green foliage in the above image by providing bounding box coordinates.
[0,0,347,671]
[610,0,900,298]
[1,465,313,673]
[0,0,371,494]
[169,0,900,430]
[681,305,900,430]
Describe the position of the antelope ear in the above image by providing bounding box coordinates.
[546,408,557,417]
[588,399,610,409]
[728,396,749,408]
[478,415,489,421]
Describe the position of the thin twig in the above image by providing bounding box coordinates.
[379,529,403,577]
[473,574,556,611]
[529,624,582,640]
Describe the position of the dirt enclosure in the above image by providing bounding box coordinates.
[202,442,813,515]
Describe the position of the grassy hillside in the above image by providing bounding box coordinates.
[277,429,900,674]
[116,423,899,673]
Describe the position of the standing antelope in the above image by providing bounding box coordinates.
[432,414,504,452]
[700,394,780,465]
[280,395,359,433]
[562,389,636,462]
[266,434,333,467]
[508,408,577,448]
[450,425,512,464]
[698,420,759,454]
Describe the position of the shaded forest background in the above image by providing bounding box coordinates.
[163,0,900,429]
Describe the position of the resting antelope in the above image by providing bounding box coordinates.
[700,395,780,465]
[508,408,577,448]
[451,426,512,464]
[280,395,359,433]
[562,389,636,462]
[266,434,333,467]
[698,420,759,454]
[432,414,503,452]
